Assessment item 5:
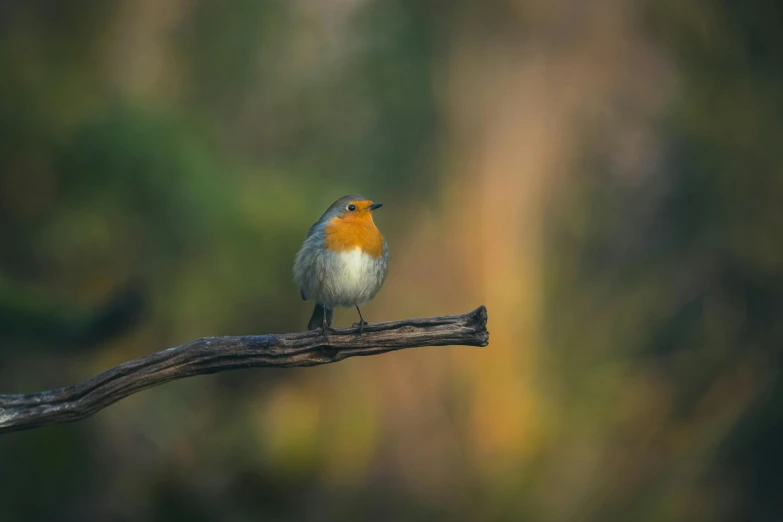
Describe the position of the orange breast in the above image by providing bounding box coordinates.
[324,216,385,258]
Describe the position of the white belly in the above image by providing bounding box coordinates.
[322,247,382,307]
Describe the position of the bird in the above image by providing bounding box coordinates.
[293,195,388,335]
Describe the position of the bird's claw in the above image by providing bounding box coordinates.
[320,320,333,340]
[352,320,370,335]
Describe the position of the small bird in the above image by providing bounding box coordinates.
[294,195,388,334]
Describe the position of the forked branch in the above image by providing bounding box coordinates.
[0,306,488,434]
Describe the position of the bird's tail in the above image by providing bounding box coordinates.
[307,304,334,331]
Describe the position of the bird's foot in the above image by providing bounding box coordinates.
[352,320,370,335]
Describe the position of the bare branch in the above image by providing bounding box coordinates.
[0,306,488,434]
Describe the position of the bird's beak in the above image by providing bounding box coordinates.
[369,203,383,211]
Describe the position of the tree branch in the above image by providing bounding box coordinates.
[0,306,488,434]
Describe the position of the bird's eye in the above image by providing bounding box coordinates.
[347,204,356,212]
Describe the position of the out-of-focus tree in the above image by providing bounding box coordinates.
[539,1,783,520]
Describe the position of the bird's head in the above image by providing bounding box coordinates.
[323,195,383,225]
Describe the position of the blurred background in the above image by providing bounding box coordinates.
[1,0,782,520]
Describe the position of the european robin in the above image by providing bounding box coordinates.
[294,195,388,334]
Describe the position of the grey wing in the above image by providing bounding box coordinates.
[375,239,390,292]
[382,239,390,280]
[305,220,320,240]
[294,224,324,301]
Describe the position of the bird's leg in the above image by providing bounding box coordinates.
[353,305,369,335]
[321,306,329,338]
[318,306,339,357]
